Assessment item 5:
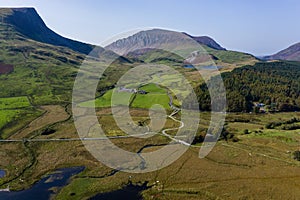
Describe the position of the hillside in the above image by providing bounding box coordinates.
[0,8,128,103]
[264,42,300,61]
[0,8,94,54]
[0,7,299,200]
[0,8,121,138]
[0,9,87,103]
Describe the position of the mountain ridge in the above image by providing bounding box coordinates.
[0,7,95,54]
[105,28,226,54]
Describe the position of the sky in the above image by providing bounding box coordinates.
[0,0,300,56]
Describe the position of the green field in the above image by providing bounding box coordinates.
[80,84,172,109]
[139,83,166,93]
[0,109,23,129]
[132,93,170,109]
[79,89,135,108]
[0,96,30,109]
[0,97,32,131]
[0,96,42,139]
[132,84,176,109]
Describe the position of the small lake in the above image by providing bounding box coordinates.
[0,166,84,200]
[0,170,6,178]
[89,182,149,200]
[183,64,194,68]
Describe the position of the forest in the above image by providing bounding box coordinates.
[196,61,300,112]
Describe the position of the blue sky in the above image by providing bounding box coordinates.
[0,0,299,55]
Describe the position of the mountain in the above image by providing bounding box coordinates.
[264,42,300,61]
[105,29,225,54]
[0,8,94,54]
[0,7,132,106]
[0,8,86,104]
[0,7,257,106]
[0,8,92,105]
[105,29,257,69]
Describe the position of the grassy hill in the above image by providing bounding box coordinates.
[0,23,82,137]
[0,8,95,137]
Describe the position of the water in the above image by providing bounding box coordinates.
[89,182,149,200]
[0,170,6,178]
[183,64,194,68]
[0,166,84,200]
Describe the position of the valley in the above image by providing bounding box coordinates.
[0,6,299,200]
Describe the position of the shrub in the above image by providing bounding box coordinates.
[232,136,239,142]
[281,124,300,130]
[293,151,300,161]
[192,135,204,145]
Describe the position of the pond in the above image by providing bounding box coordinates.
[0,170,6,178]
[89,182,149,200]
[0,166,84,200]
[183,64,194,68]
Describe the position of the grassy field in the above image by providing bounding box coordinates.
[0,96,30,109]
[0,96,44,139]
[132,93,170,109]
[131,84,170,109]
[139,84,166,93]
[97,107,180,137]
[79,89,135,108]
[0,108,299,199]
[0,109,23,130]
[80,84,172,110]
[0,96,31,134]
